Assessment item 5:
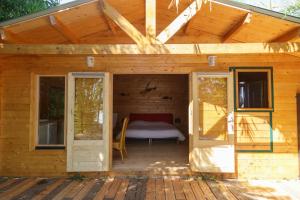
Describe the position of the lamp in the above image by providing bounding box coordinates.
[208,55,217,67]
[87,56,95,68]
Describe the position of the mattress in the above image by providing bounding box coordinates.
[121,120,186,141]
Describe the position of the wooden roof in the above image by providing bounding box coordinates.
[0,0,300,45]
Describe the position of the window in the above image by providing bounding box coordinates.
[37,76,66,147]
[198,76,228,140]
[74,77,104,140]
[235,68,273,111]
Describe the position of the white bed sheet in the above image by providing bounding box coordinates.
[122,120,185,141]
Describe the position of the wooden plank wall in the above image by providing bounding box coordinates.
[0,55,299,179]
[113,75,189,134]
[237,64,300,179]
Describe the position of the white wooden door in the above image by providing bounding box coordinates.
[189,72,235,173]
[67,72,112,172]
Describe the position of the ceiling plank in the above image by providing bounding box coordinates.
[100,0,150,46]
[146,0,156,43]
[270,27,300,42]
[49,15,79,43]
[222,13,252,43]
[1,43,300,55]
[156,0,202,44]
[0,29,24,44]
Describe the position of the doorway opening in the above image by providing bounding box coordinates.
[112,74,189,174]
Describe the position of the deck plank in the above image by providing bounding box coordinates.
[0,178,19,191]
[182,181,196,200]
[155,178,166,200]
[13,178,56,200]
[0,176,297,200]
[172,179,186,200]
[115,179,129,200]
[164,179,176,200]
[124,178,138,200]
[31,179,66,200]
[105,178,122,199]
[221,181,252,200]
[83,179,105,200]
[93,178,114,200]
[198,180,217,200]
[0,178,40,200]
[206,181,228,200]
[52,180,78,200]
[135,177,148,200]
[73,179,97,200]
[190,180,205,200]
[217,181,239,200]
[145,178,156,200]
[64,180,88,199]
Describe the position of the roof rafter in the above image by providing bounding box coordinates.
[0,29,24,44]
[103,15,118,35]
[146,0,156,43]
[0,42,299,55]
[222,13,252,43]
[156,0,203,44]
[100,0,150,46]
[270,27,300,42]
[49,15,79,43]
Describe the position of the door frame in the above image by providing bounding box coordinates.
[67,72,112,172]
[189,72,235,173]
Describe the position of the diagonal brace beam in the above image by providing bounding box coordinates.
[100,0,150,46]
[156,0,202,44]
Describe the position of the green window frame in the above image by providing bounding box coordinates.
[231,67,274,112]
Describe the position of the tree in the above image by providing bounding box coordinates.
[0,0,60,22]
[285,0,300,17]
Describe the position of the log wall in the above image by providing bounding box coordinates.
[0,55,299,179]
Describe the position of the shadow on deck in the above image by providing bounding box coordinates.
[0,176,299,199]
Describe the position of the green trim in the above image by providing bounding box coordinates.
[237,111,273,153]
[230,66,274,153]
[231,66,274,112]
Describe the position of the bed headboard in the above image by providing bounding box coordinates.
[129,113,173,124]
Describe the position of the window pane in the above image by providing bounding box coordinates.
[238,72,269,108]
[38,77,65,145]
[74,78,104,140]
[198,77,227,140]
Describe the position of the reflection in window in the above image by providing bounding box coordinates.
[238,72,268,108]
[198,77,227,140]
[74,78,104,140]
[38,77,65,145]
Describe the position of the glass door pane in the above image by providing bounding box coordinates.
[198,76,228,140]
[74,77,104,140]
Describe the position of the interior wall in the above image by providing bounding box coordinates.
[113,75,189,135]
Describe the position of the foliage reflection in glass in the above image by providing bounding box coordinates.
[198,77,227,140]
[74,78,104,140]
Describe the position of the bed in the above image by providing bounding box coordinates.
[120,113,185,142]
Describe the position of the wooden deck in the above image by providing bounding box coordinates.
[0,176,299,200]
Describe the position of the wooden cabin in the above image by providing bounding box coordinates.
[0,0,300,179]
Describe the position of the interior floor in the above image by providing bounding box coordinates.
[113,139,189,174]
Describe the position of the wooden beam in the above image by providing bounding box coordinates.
[270,27,300,42]
[0,29,24,43]
[49,15,79,43]
[222,13,252,43]
[0,43,300,55]
[146,0,156,42]
[103,15,118,35]
[100,0,150,46]
[156,0,202,44]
